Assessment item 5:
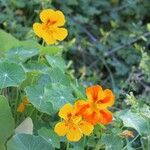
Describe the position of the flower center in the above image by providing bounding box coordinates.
[46,19,57,26]
[65,113,81,128]
[89,102,99,113]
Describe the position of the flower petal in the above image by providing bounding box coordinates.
[86,85,103,102]
[42,31,56,44]
[58,103,74,119]
[33,23,43,37]
[99,109,113,125]
[75,100,89,115]
[17,103,25,112]
[79,120,93,135]
[54,122,68,136]
[53,27,68,41]
[84,111,101,125]
[98,89,115,109]
[23,98,29,105]
[66,126,82,142]
[40,9,55,23]
[54,10,65,26]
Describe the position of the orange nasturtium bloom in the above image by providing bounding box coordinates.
[33,9,68,44]
[75,85,115,125]
[54,103,94,142]
[17,98,29,112]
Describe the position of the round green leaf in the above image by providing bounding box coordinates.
[46,55,66,71]
[25,85,53,115]
[119,111,149,135]
[7,134,53,150]
[45,84,75,111]
[0,62,26,88]
[38,127,60,149]
[6,47,39,63]
[101,134,123,150]
[48,67,70,86]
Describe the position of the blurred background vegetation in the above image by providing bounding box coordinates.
[0,0,150,149]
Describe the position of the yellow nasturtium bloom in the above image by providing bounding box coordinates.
[54,103,94,142]
[33,9,68,44]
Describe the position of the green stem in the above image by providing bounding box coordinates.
[83,136,86,149]
[122,134,140,150]
[29,108,35,117]
[70,83,85,99]
[38,113,43,121]
[38,40,45,62]
[14,88,19,122]
[66,141,70,150]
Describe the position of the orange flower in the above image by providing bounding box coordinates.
[33,9,68,44]
[75,85,115,125]
[54,103,94,142]
[17,98,29,112]
[17,103,25,112]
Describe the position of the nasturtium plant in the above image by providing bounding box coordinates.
[0,0,150,149]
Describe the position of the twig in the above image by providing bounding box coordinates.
[72,17,98,42]
[104,32,150,57]
[122,134,140,150]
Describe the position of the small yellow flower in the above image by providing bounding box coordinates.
[33,9,68,44]
[17,98,29,113]
[54,103,94,142]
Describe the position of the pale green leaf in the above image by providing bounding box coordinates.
[147,23,150,32]
[40,45,63,56]
[15,117,33,135]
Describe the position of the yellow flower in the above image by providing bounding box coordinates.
[17,98,29,113]
[33,9,68,44]
[54,103,94,142]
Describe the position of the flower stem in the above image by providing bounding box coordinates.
[66,141,70,150]
[83,136,86,149]
[38,40,45,62]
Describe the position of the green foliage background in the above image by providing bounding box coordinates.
[0,0,150,149]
